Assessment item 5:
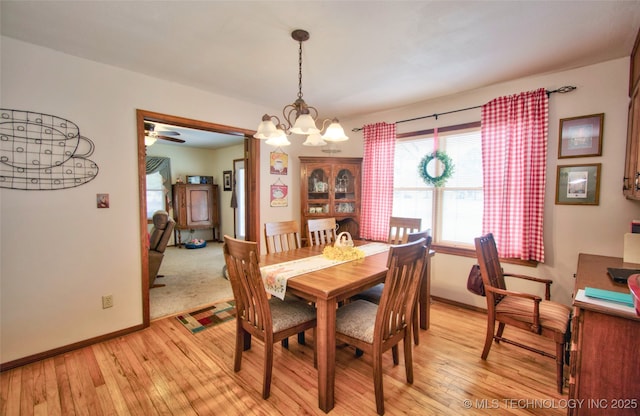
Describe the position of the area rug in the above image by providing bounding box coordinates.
[176,300,236,334]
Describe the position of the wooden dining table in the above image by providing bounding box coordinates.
[259,242,434,413]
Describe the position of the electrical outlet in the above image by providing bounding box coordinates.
[102,295,114,309]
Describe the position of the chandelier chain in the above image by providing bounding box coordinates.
[254,29,348,147]
[297,40,303,99]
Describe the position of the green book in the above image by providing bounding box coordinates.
[584,287,634,308]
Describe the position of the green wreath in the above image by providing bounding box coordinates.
[418,150,455,187]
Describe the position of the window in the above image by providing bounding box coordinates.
[145,156,172,220]
[393,124,482,248]
[146,171,165,219]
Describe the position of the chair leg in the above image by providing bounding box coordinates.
[373,350,385,415]
[234,324,244,372]
[298,331,306,345]
[404,331,414,384]
[481,317,496,360]
[555,342,565,394]
[391,345,399,365]
[263,342,274,399]
[243,331,252,351]
[495,322,506,342]
[412,305,420,345]
[281,338,289,349]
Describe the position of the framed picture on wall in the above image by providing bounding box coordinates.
[555,163,601,205]
[223,170,232,191]
[270,150,288,175]
[558,113,604,158]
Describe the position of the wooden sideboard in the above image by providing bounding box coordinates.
[172,183,219,246]
[568,253,640,415]
[624,27,640,199]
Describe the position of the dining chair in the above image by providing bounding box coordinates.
[307,217,337,246]
[263,220,308,347]
[474,233,571,393]
[387,216,422,245]
[352,230,431,345]
[222,235,317,399]
[335,238,427,415]
[264,220,302,254]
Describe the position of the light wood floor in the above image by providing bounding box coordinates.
[0,300,568,415]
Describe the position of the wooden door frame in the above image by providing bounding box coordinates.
[136,109,260,326]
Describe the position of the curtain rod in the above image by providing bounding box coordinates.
[351,85,577,132]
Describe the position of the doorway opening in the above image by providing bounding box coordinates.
[136,109,260,325]
[232,158,245,239]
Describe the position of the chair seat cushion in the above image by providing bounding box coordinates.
[352,283,384,304]
[269,298,316,333]
[496,297,571,333]
[336,299,378,343]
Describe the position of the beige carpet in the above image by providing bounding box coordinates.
[150,242,233,320]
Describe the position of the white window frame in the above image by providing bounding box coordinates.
[393,121,482,254]
[146,171,166,219]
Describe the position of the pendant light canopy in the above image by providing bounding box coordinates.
[254,29,348,147]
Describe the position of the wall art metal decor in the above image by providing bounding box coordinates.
[0,109,99,190]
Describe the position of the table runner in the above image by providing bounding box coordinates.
[260,242,390,299]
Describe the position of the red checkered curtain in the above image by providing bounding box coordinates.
[360,122,396,241]
[481,88,548,262]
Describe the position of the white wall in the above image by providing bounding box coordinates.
[2,35,639,365]
[0,37,271,363]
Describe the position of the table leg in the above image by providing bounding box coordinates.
[419,257,432,330]
[316,297,337,413]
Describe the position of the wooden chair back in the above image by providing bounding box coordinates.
[407,230,430,244]
[264,220,302,254]
[377,239,427,345]
[407,231,432,343]
[388,217,422,244]
[474,233,507,305]
[223,236,272,336]
[351,230,432,346]
[307,218,337,246]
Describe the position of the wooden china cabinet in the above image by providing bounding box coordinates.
[172,183,219,246]
[624,27,640,199]
[299,157,362,240]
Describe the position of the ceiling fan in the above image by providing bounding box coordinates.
[144,122,186,144]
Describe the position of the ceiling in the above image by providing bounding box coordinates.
[145,121,243,149]
[2,1,640,148]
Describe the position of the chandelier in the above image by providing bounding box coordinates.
[254,29,348,147]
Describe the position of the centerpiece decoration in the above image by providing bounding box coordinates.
[322,232,365,261]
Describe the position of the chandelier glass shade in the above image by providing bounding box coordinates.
[254,29,348,147]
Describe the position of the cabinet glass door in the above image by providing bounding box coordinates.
[307,167,330,215]
[334,167,357,214]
